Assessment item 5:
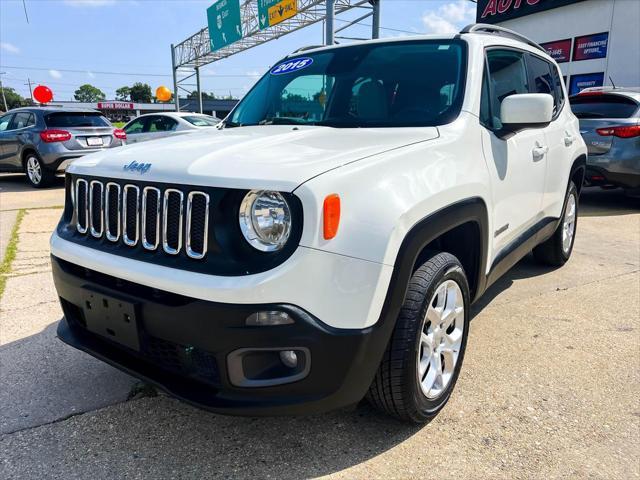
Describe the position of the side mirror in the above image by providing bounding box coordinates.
[500,93,554,128]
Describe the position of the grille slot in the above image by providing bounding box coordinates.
[105,183,121,242]
[186,192,210,259]
[75,179,89,234]
[163,189,184,255]
[123,185,140,246]
[89,181,104,238]
[142,187,161,251]
[72,178,210,261]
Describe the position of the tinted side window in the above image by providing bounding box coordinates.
[148,116,178,132]
[124,118,146,134]
[10,112,34,129]
[0,114,15,131]
[527,54,562,115]
[484,49,530,130]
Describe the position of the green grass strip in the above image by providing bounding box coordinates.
[0,209,26,300]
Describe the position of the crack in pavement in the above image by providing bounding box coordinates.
[0,299,59,313]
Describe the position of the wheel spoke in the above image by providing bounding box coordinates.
[417,278,466,399]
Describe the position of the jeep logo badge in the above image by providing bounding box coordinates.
[123,161,151,174]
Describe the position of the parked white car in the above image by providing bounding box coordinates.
[51,24,586,423]
[122,112,220,144]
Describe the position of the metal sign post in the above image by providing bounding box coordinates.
[172,1,381,112]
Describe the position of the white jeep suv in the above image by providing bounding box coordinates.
[51,25,586,422]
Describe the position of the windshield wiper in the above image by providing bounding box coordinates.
[222,120,242,128]
[258,117,309,126]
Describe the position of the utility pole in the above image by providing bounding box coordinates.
[0,72,8,112]
[195,66,203,114]
[24,78,33,102]
[171,44,180,112]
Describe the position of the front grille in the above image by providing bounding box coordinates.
[73,178,210,260]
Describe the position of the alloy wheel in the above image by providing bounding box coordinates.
[417,280,465,399]
[26,156,42,185]
[562,192,577,254]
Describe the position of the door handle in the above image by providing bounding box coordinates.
[564,131,575,146]
[532,143,549,160]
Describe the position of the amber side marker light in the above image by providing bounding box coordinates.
[323,194,341,240]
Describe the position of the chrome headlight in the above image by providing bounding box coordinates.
[239,190,292,252]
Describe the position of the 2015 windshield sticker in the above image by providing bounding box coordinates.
[270,57,314,75]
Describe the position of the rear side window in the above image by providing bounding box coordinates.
[569,94,639,119]
[482,49,530,130]
[45,112,110,128]
[10,112,35,129]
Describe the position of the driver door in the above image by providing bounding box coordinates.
[480,49,548,260]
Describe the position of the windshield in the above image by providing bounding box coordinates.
[45,112,110,128]
[183,115,219,127]
[229,40,466,128]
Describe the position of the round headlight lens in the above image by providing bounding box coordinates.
[239,190,292,252]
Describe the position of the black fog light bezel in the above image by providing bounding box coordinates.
[227,347,311,388]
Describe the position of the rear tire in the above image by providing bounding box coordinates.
[367,252,470,423]
[533,181,578,266]
[24,153,54,188]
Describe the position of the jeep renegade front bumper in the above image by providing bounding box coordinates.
[52,255,393,415]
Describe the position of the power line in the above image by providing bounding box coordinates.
[0,65,261,78]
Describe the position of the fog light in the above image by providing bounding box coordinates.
[280,350,298,368]
[246,310,294,326]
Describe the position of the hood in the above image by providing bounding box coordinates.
[67,125,439,191]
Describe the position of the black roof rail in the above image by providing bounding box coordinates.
[289,44,325,56]
[460,23,547,54]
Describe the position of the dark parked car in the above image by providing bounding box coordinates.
[570,87,640,194]
[0,107,126,188]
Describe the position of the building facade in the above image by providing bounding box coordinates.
[476,0,640,94]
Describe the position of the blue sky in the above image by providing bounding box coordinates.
[0,0,476,101]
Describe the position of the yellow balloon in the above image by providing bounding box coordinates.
[156,86,172,102]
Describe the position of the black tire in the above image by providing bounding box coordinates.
[533,181,578,267]
[367,252,470,423]
[24,152,54,188]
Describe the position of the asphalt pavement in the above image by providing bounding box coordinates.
[0,179,638,480]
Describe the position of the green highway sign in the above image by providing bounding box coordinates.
[207,0,243,52]
[258,0,298,30]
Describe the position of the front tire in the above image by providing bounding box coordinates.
[367,252,470,423]
[24,153,54,188]
[533,181,578,266]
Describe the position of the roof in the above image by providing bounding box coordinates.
[6,106,100,115]
[571,87,640,102]
[285,23,554,63]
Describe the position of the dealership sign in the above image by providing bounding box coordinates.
[573,32,609,61]
[476,0,587,24]
[540,39,572,63]
[97,102,134,110]
[569,72,604,96]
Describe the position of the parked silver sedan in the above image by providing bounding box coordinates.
[122,112,220,144]
[570,87,640,194]
[0,107,125,188]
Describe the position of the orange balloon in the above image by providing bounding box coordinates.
[156,86,172,102]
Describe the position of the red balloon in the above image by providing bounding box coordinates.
[33,85,53,104]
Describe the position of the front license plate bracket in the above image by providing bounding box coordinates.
[82,289,140,351]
